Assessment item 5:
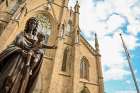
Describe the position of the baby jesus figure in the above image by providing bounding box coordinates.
[33,32,56,50]
[26,32,57,75]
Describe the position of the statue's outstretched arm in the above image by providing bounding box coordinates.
[42,44,57,49]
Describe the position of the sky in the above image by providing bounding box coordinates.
[68,0,140,93]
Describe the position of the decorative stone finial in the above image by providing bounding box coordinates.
[74,1,80,13]
[95,33,99,52]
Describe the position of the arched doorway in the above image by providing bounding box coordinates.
[80,86,90,93]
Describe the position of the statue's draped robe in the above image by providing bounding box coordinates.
[0,32,43,93]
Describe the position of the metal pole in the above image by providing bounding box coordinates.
[120,33,140,93]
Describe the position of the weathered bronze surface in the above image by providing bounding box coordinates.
[0,17,56,93]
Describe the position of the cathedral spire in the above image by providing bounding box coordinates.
[73,1,80,26]
[74,1,80,13]
[95,33,99,52]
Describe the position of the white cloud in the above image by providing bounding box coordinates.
[99,33,131,80]
[68,0,76,8]
[106,14,127,32]
[125,80,131,84]
[76,0,140,82]
[68,0,140,91]
[104,67,130,80]
[122,34,140,50]
[128,22,140,36]
[115,90,136,93]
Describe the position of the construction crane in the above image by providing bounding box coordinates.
[120,33,140,93]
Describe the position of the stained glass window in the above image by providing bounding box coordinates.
[62,47,71,72]
[80,57,89,80]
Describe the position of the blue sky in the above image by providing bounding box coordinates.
[68,0,140,93]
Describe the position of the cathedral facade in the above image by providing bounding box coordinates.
[0,0,104,93]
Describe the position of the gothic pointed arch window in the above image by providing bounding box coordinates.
[81,86,90,93]
[61,47,71,72]
[36,14,52,44]
[80,57,89,80]
[75,30,80,43]
[66,20,72,34]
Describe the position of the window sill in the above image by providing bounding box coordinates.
[43,55,53,60]
[59,71,71,77]
[80,78,89,82]
[65,33,72,37]
[79,79,99,86]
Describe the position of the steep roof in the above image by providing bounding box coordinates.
[80,34,98,56]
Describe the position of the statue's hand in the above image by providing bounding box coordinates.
[28,50,34,55]
[51,45,57,49]
[22,50,27,56]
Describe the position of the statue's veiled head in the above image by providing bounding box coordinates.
[24,17,38,35]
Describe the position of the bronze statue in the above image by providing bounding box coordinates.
[0,17,56,93]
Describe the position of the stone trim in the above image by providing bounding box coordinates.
[80,35,97,56]
[80,79,99,86]
[59,71,71,77]
[43,56,53,60]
